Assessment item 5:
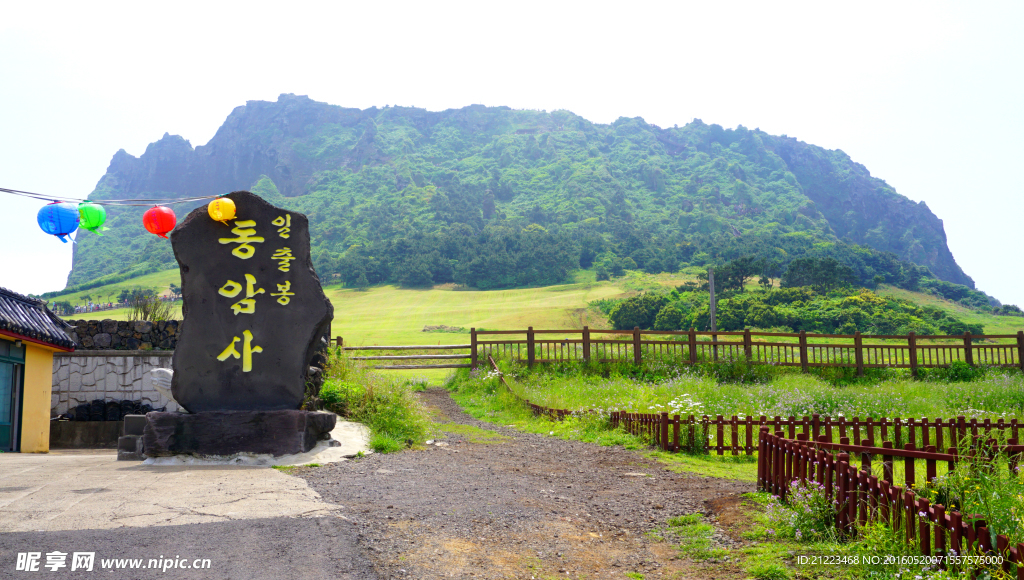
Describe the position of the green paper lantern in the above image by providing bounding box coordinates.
[78,202,108,235]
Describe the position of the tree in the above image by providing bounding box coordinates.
[595,266,610,281]
[782,257,855,292]
[609,293,668,330]
[609,260,625,277]
[653,304,684,330]
[399,260,433,287]
[759,259,781,292]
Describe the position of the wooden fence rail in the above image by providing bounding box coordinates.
[758,429,1024,575]
[471,327,1024,376]
[332,337,471,370]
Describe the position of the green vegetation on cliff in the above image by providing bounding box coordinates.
[67,96,981,302]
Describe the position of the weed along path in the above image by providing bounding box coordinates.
[298,389,753,579]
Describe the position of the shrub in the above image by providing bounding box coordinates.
[761,480,836,542]
[319,349,429,453]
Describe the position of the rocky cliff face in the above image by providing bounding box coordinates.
[96,95,372,200]
[68,94,973,289]
[767,136,971,286]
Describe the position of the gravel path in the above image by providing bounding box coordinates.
[299,389,753,579]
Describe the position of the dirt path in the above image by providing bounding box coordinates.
[299,389,753,579]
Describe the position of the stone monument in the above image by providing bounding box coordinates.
[142,191,337,457]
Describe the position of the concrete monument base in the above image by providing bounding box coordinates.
[142,410,337,457]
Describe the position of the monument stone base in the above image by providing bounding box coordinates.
[142,410,337,457]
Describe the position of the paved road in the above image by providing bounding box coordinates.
[0,453,339,532]
[0,516,377,580]
[0,432,378,579]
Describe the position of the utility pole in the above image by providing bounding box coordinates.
[708,266,718,361]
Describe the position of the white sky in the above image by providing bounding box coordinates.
[1,1,1022,306]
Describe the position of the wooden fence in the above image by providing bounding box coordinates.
[591,412,1024,457]
[333,337,471,370]
[758,429,1024,574]
[472,327,1024,376]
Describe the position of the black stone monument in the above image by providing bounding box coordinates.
[143,191,337,457]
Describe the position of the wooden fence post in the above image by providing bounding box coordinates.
[583,326,591,363]
[527,326,535,369]
[964,332,974,366]
[799,331,809,373]
[743,328,752,362]
[470,328,478,369]
[661,412,670,451]
[854,332,864,377]
[908,332,918,378]
[1017,331,1023,371]
[633,327,642,366]
[335,336,343,348]
[688,328,698,364]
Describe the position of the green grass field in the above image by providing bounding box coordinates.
[43,267,1021,385]
[48,269,183,320]
[877,284,1022,335]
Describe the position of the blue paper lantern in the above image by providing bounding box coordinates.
[37,202,80,243]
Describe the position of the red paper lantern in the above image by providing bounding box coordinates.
[143,206,177,238]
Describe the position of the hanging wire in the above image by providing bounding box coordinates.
[1,186,223,206]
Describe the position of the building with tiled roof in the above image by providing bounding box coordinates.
[0,287,76,350]
[0,286,74,452]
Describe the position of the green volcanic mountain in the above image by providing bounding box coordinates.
[69,93,977,297]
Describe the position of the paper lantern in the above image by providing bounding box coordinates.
[37,202,80,243]
[143,206,176,238]
[77,202,108,235]
[208,197,236,224]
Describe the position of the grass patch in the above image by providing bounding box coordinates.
[319,349,430,453]
[271,463,321,471]
[466,356,1024,423]
[648,450,758,482]
[665,513,728,561]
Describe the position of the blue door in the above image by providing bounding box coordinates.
[0,361,15,451]
[0,339,25,451]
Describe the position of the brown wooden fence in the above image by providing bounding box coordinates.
[592,412,1024,458]
[759,429,1024,574]
[472,327,1024,376]
[333,337,471,370]
[485,356,1024,459]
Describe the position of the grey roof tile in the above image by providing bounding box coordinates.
[0,287,75,350]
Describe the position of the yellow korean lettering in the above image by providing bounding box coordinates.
[272,215,291,238]
[217,336,240,362]
[218,280,243,298]
[218,220,265,259]
[229,273,265,315]
[216,330,262,372]
[271,247,296,272]
[270,280,295,305]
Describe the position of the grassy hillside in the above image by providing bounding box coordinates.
[876,285,1024,335]
[49,268,1023,338]
[47,267,1022,384]
[48,269,182,319]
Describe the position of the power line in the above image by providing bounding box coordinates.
[1,187,223,206]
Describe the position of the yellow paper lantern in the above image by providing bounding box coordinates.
[208,197,236,224]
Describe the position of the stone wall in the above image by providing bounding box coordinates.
[66,319,180,350]
[51,351,177,416]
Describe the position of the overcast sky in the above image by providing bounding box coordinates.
[1,1,1021,306]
